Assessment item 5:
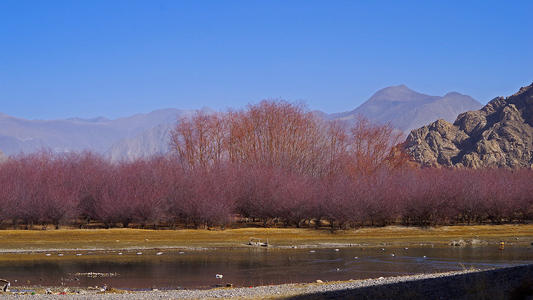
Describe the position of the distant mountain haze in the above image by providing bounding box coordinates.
[108,123,175,162]
[0,109,194,160]
[0,85,481,161]
[329,85,482,134]
[0,149,6,162]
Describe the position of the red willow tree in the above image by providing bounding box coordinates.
[169,100,405,177]
[226,101,329,176]
[0,101,532,229]
[0,152,82,228]
[168,100,411,228]
[169,112,228,169]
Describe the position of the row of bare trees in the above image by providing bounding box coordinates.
[0,152,531,229]
[170,101,407,177]
[0,101,531,229]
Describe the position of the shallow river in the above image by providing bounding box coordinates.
[2,246,532,290]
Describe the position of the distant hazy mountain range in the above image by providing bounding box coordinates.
[0,85,482,161]
[329,85,482,133]
[0,149,6,162]
[0,109,195,161]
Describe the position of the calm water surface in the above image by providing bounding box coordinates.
[2,246,532,289]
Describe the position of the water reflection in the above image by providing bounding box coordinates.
[1,246,532,289]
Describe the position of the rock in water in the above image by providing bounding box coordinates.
[405,83,533,168]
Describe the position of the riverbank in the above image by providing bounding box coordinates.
[2,265,532,299]
[0,224,532,256]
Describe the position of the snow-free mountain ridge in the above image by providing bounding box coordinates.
[0,85,482,161]
[329,85,482,133]
[0,108,194,160]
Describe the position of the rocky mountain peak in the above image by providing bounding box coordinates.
[368,84,429,103]
[443,91,463,97]
[330,85,482,134]
[405,83,533,168]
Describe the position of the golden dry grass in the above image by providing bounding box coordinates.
[0,224,531,255]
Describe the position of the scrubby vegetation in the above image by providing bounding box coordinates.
[0,101,532,229]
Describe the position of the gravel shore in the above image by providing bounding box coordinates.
[5,266,530,299]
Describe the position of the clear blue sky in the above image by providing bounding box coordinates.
[1,0,532,120]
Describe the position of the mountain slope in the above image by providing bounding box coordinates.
[0,114,122,154]
[330,85,482,133]
[0,86,481,161]
[0,149,6,162]
[0,109,192,160]
[405,83,533,168]
[107,123,175,162]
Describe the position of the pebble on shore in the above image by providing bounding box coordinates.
[1,269,489,299]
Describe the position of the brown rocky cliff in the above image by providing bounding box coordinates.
[405,83,533,168]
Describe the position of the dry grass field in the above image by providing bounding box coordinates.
[0,224,531,256]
